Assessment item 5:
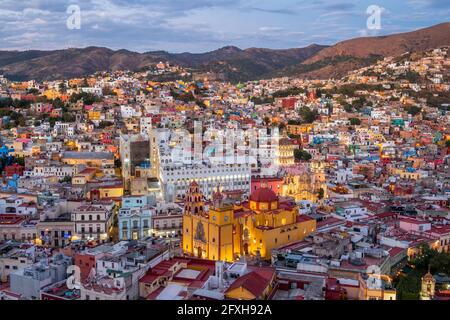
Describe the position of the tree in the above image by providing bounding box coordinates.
[349,118,361,126]
[27,88,40,95]
[62,113,76,122]
[394,243,450,299]
[294,149,312,162]
[298,106,318,124]
[14,156,25,167]
[404,71,420,83]
[287,119,302,125]
[251,96,274,105]
[48,117,58,128]
[343,104,353,112]
[51,98,65,109]
[406,106,422,116]
[58,82,67,93]
[59,176,72,183]
[70,92,102,105]
[272,87,305,98]
[102,86,117,96]
[98,121,113,128]
[353,96,367,110]
[396,271,421,300]
[318,188,325,200]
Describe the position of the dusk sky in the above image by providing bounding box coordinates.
[0,0,449,53]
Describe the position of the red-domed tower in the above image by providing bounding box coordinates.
[184,181,205,216]
[249,187,279,211]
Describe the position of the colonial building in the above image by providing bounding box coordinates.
[420,267,436,300]
[275,138,298,166]
[159,162,251,202]
[182,182,316,261]
[71,203,114,243]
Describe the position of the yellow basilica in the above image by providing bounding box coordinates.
[182,182,316,261]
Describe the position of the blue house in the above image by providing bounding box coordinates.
[118,195,155,240]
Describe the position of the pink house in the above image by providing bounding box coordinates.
[399,217,431,233]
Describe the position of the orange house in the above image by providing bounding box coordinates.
[224,268,276,300]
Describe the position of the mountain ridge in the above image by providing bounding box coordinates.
[0,22,449,82]
[274,22,450,79]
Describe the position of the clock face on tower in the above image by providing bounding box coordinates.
[194,221,206,243]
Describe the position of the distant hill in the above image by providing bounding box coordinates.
[0,45,327,82]
[0,22,449,82]
[272,22,450,79]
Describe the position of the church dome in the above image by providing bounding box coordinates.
[250,187,278,203]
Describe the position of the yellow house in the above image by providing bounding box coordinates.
[88,110,101,121]
[43,89,61,100]
[62,151,114,168]
[88,184,123,201]
[286,124,313,136]
[182,182,316,261]
[72,168,98,185]
[224,268,276,300]
[388,167,422,180]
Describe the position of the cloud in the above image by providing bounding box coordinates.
[408,0,450,9]
[324,2,356,11]
[259,26,284,32]
[248,7,296,15]
[0,0,447,52]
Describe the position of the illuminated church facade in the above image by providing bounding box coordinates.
[182,181,316,261]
